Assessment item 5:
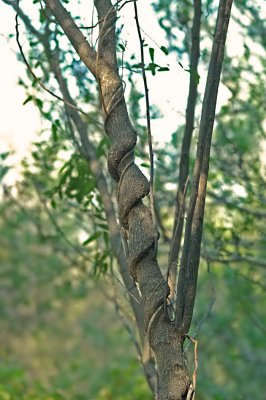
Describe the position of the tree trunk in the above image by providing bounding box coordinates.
[42,0,232,397]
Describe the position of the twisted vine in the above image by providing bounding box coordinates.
[100,75,167,327]
[92,2,168,331]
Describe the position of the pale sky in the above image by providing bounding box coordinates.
[0,1,265,185]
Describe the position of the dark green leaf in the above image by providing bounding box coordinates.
[157,67,170,72]
[131,63,143,69]
[0,152,10,161]
[35,98,43,109]
[160,46,169,55]
[82,231,102,245]
[118,43,126,51]
[149,47,155,62]
[146,62,159,75]
[23,95,33,106]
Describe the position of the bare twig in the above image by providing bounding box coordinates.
[110,275,142,357]
[106,272,141,304]
[203,253,266,269]
[208,190,266,218]
[167,175,190,299]
[175,0,233,333]
[169,0,201,295]
[34,183,92,263]
[15,0,102,127]
[133,0,157,252]
[118,0,136,11]
[186,335,198,400]
[39,0,57,24]
[191,259,215,339]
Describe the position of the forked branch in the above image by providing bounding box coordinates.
[175,0,233,333]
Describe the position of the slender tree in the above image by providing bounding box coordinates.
[2,0,234,398]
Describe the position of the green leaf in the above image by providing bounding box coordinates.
[67,177,80,192]
[118,43,126,51]
[103,231,109,246]
[140,162,150,168]
[160,46,169,55]
[82,231,102,245]
[149,47,155,62]
[50,198,57,209]
[0,166,9,181]
[35,98,43,109]
[23,95,33,106]
[131,63,143,69]
[157,67,170,72]
[0,152,10,161]
[146,62,159,76]
[51,124,58,141]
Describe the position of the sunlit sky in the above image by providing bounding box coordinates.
[0,1,265,185]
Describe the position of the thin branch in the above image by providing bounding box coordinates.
[2,186,85,269]
[106,272,157,395]
[169,0,201,296]
[106,272,141,304]
[186,335,198,400]
[3,0,41,37]
[79,21,101,30]
[14,0,102,128]
[32,182,93,265]
[167,175,190,298]
[39,0,57,24]
[246,312,266,335]
[233,270,266,290]
[208,190,266,218]
[203,253,266,269]
[133,0,157,252]
[44,0,98,75]
[191,260,216,338]
[117,0,134,10]
[109,275,142,357]
[175,0,233,333]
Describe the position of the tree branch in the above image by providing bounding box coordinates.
[175,0,233,333]
[44,0,98,76]
[133,0,157,252]
[208,190,266,218]
[13,0,102,127]
[168,0,201,296]
[203,253,266,269]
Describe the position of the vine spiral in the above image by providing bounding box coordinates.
[100,75,168,329]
